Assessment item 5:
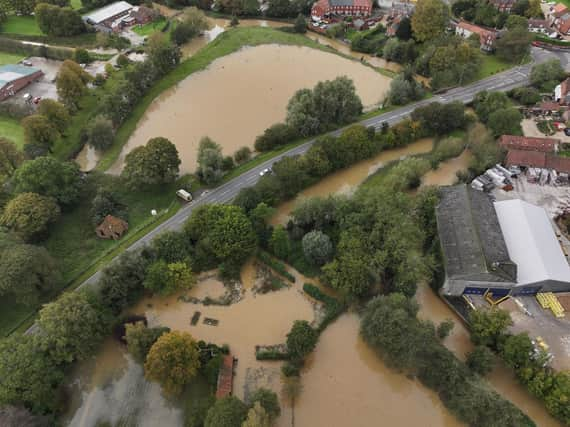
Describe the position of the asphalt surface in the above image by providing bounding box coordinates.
[68,48,563,292]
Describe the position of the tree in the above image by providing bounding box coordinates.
[396,16,412,40]
[0,405,50,427]
[86,115,115,150]
[411,0,450,42]
[294,13,307,33]
[37,99,69,134]
[146,32,181,76]
[3,0,36,14]
[495,27,532,63]
[38,291,106,363]
[248,388,281,420]
[530,59,566,91]
[488,107,522,136]
[171,7,209,45]
[269,225,291,259]
[473,90,510,123]
[466,345,495,376]
[196,137,224,184]
[56,61,90,111]
[205,396,248,427]
[21,115,59,152]
[90,188,127,226]
[272,155,309,198]
[0,243,59,305]
[469,308,512,349]
[74,48,90,64]
[234,146,251,164]
[0,193,60,242]
[151,230,193,263]
[302,230,333,266]
[0,335,64,413]
[12,157,81,206]
[387,72,424,105]
[506,14,528,30]
[286,320,318,361]
[144,260,196,295]
[500,333,534,370]
[0,138,23,184]
[242,402,271,427]
[254,123,297,152]
[145,331,200,395]
[124,321,170,363]
[437,319,454,340]
[122,137,180,188]
[35,3,85,36]
[116,53,129,68]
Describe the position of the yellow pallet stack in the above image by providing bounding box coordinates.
[536,293,565,318]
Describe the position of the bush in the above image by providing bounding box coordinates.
[74,48,90,64]
[286,320,318,361]
[256,250,295,282]
[254,123,297,152]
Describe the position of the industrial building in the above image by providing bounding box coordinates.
[0,64,44,101]
[436,185,570,297]
[83,1,156,32]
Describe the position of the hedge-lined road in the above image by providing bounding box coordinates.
[68,47,563,294]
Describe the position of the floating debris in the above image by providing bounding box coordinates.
[190,311,201,326]
[203,317,219,326]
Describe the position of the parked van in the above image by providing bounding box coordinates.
[176,189,193,202]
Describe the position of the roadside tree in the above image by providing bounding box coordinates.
[0,243,59,305]
[122,137,180,188]
[495,27,532,63]
[144,331,201,395]
[530,59,566,91]
[196,136,224,184]
[144,260,196,295]
[234,146,251,164]
[0,192,60,242]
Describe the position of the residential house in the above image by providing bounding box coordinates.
[555,77,570,105]
[311,0,373,19]
[555,12,570,34]
[489,0,516,13]
[0,64,44,101]
[549,2,569,21]
[455,20,498,52]
[528,18,553,35]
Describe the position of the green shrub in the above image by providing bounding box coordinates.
[257,251,296,283]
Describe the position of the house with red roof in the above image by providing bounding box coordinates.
[311,0,373,19]
[499,135,560,153]
[489,0,516,13]
[455,21,498,52]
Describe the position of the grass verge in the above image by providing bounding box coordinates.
[477,54,514,80]
[132,17,168,36]
[0,50,25,66]
[0,16,43,36]
[0,115,24,149]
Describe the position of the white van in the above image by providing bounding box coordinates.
[176,189,193,202]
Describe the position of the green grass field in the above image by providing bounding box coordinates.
[0,51,25,66]
[0,16,43,36]
[477,54,517,80]
[0,116,25,149]
[132,17,168,36]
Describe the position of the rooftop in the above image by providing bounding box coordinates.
[495,199,570,285]
[0,64,42,87]
[499,135,559,152]
[84,1,133,24]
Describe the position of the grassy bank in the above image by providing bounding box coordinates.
[477,54,516,80]
[0,50,25,65]
[0,116,24,148]
[0,16,43,36]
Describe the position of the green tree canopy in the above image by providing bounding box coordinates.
[466,345,495,376]
[0,242,59,305]
[530,59,566,91]
[248,388,281,420]
[86,115,115,150]
[0,138,23,184]
[302,230,333,266]
[37,99,69,134]
[205,396,248,427]
[411,0,450,42]
[286,320,318,361]
[269,225,291,260]
[469,308,513,349]
[196,136,224,184]
[495,27,532,63]
[144,331,201,395]
[487,107,522,136]
[124,321,170,363]
[12,157,81,206]
[0,192,60,242]
[143,260,196,295]
[122,137,180,188]
[21,115,59,152]
[242,402,270,427]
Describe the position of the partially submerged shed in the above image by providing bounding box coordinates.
[96,215,128,240]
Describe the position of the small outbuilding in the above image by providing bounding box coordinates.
[96,215,129,240]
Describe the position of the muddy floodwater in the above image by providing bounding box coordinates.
[109,44,392,175]
[421,150,473,188]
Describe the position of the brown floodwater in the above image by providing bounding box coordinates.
[291,313,464,427]
[420,150,473,188]
[270,138,435,225]
[108,44,392,175]
[75,144,101,172]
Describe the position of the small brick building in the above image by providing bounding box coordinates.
[0,64,44,101]
[311,0,373,19]
[96,215,129,240]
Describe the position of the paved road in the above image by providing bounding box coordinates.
[66,47,565,294]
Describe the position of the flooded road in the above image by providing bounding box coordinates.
[270,138,435,225]
[292,313,463,427]
[109,44,392,175]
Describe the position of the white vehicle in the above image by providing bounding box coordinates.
[259,167,272,176]
[176,189,193,202]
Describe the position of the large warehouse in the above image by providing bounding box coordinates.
[0,64,43,101]
[436,185,570,296]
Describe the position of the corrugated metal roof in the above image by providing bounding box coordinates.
[0,64,42,87]
[495,199,570,286]
[84,1,133,24]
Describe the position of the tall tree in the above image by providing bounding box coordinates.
[146,33,181,76]
[205,396,248,427]
[86,115,115,150]
[242,402,271,427]
[144,331,200,395]
[412,0,450,42]
[0,192,60,242]
[469,308,513,349]
[0,138,23,184]
[122,137,180,188]
[269,225,291,259]
[143,260,196,295]
[466,345,495,376]
[21,115,59,152]
[0,243,59,305]
[124,321,170,363]
[302,230,333,266]
[35,4,85,37]
[196,136,224,184]
[495,27,532,63]
[37,99,69,134]
[286,320,318,361]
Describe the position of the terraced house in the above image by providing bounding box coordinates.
[311,0,373,19]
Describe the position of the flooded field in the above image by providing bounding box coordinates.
[293,313,463,427]
[109,44,392,175]
[270,138,435,225]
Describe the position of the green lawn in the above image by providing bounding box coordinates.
[132,17,167,36]
[71,0,83,9]
[477,54,516,80]
[0,16,43,36]
[0,116,24,149]
[0,50,25,66]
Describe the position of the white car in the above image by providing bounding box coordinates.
[259,167,272,176]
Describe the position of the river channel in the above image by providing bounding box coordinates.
[63,141,561,427]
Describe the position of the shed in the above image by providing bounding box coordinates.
[96,215,129,240]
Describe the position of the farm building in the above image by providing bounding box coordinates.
[436,185,570,297]
[0,64,44,101]
[311,0,373,19]
[499,135,560,153]
[83,1,154,32]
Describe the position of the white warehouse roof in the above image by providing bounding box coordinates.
[494,199,570,286]
[84,1,133,24]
